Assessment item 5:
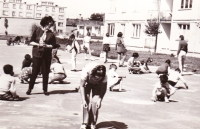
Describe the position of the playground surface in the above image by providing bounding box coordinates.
[0,41,200,129]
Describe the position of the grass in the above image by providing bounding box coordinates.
[59,41,200,74]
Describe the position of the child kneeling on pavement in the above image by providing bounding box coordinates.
[151,74,176,103]
[107,64,125,91]
[0,64,19,101]
[48,58,67,84]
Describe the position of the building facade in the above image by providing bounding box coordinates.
[0,0,67,36]
[104,0,200,53]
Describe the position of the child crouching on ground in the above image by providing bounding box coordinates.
[151,74,176,103]
[0,64,19,101]
[127,52,141,74]
[19,67,32,83]
[107,64,125,91]
[139,57,153,73]
[48,58,67,84]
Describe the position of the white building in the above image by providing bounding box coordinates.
[104,0,200,53]
[0,0,67,36]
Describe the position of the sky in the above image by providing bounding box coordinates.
[23,0,109,18]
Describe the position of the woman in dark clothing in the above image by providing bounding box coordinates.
[115,32,127,67]
[177,35,188,74]
[26,16,56,96]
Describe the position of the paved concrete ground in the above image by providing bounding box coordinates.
[0,42,200,129]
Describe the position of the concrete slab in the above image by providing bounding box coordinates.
[0,42,200,129]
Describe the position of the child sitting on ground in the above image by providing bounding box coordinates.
[48,58,67,84]
[127,52,141,74]
[19,66,32,83]
[156,59,171,75]
[52,44,61,63]
[151,74,176,103]
[107,64,126,91]
[0,64,19,101]
[22,54,32,69]
[168,68,189,89]
[139,57,153,73]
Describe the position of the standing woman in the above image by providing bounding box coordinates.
[115,32,127,67]
[177,35,188,74]
[69,34,79,71]
[26,16,56,96]
[83,32,94,61]
[102,33,111,63]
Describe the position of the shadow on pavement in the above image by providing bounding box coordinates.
[50,81,71,84]
[96,121,128,129]
[31,90,77,95]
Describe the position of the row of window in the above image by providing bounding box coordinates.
[108,23,141,38]
[107,23,190,39]
[3,3,65,13]
[110,0,193,13]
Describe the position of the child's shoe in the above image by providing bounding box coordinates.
[164,97,169,103]
[80,124,87,129]
[109,87,113,91]
[90,124,96,129]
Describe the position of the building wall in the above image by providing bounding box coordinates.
[0,18,40,36]
[0,0,67,35]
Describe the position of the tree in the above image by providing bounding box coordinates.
[89,13,104,21]
[144,19,161,53]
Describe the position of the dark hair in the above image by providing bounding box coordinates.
[3,64,13,74]
[69,34,75,40]
[175,68,181,73]
[40,16,55,28]
[179,35,184,40]
[117,32,123,37]
[87,32,91,36]
[25,54,31,60]
[159,74,168,84]
[51,58,58,64]
[106,33,109,37]
[147,57,153,63]
[140,60,145,65]
[55,44,60,48]
[132,52,139,58]
[165,59,171,66]
[109,64,117,70]
[91,65,106,77]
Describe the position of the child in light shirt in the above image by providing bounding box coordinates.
[107,64,125,91]
[168,68,189,89]
[151,74,176,103]
[0,64,19,101]
[48,58,67,84]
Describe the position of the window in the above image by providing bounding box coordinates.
[48,2,53,6]
[52,7,55,12]
[36,13,41,18]
[181,0,192,9]
[27,5,32,10]
[16,0,21,3]
[46,7,49,12]
[3,3,9,8]
[41,2,47,5]
[3,10,9,16]
[58,22,63,27]
[9,0,15,2]
[12,11,16,16]
[58,29,63,33]
[13,4,16,9]
[59,15,64,19]
[132,24,141,38]
[107,23,115,36]
[26,12,32,18]
[59,8,64,13]
[178,24,190,40]
[19,4,23,9]
[19,12,23,17]
[37,6,42,11]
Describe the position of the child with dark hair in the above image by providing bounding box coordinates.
[168,68,189,89]
[156,59,171,75]
[0,64,19,101]
[139,57,153,73]
[151,74,176,103]
[107,64,125,91]
[22,54,32,69]
[127,52,141,74]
